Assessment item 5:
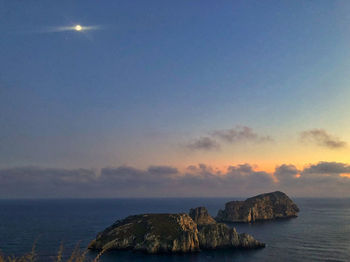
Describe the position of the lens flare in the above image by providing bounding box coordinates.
[75,25,82,31]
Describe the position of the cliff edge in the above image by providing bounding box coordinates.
[216,191,299,223]
[88,207,264,254]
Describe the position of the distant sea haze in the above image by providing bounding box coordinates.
[1,198,349,261]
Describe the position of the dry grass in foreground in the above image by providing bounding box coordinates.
[0,243,104,262]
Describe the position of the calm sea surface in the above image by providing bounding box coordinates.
[0,198,349,262]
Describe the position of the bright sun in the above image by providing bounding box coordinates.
[75,25,82,31]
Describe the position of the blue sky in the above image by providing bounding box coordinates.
[1,1,350,197]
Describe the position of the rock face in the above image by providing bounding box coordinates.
[190,207,263,249]
[189,206,216,225]
[89,207,264,254]
[197,223,263,249]
[216,191,299,223]
[88,213,200,254]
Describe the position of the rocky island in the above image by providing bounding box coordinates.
[216,191,299,223]
[88,207,264,254]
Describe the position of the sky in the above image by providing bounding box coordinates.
[1,1,350,198]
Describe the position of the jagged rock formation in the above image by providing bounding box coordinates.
[197,223,262,249]
[189,206,216,225]
[88,207,264,254]
[189,207,263,249]
[88,213,199,254]
[216,191,299,223]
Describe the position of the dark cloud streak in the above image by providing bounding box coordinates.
[300,129,347,149]
[303,162,350,174]
[212,126,273,143]
[185,137,220,151]
[184,126,272,151]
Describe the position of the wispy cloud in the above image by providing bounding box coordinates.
[300,129,347,149]
[212,126,273,143]
[185,137,220,151]
[184,126,272,151]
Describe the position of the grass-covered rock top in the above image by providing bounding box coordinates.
[88,207,265,254]
[216,191,300,223]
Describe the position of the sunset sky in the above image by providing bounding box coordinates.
[1,1,350,197]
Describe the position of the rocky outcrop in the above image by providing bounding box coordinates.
[88,213,200,254]
[189,207,263,249]
[189,207,216,225]
[197,223,263,249]
[88,208,264,254]
[216,191,299,223]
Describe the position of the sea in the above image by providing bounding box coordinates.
[0,198,349,262]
